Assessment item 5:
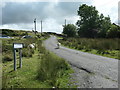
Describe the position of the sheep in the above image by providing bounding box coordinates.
[57,42,61,49]
[28,43,35,49]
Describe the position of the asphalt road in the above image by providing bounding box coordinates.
[44,36,118,88]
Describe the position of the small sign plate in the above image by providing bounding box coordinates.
[13,43,23,49]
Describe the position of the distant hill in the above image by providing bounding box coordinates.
[0,29,31,37]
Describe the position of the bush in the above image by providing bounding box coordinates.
[63,24,77,37]
[106,25,120,38]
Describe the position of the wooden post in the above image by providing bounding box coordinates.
[13,49,16,71]
[19,49,22,68]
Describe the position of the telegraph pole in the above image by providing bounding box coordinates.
[32,28,34,32]
[65,19,66,26]
[34,18,36,34]
[41,20,42,36]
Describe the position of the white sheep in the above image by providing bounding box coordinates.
[57,42,61,49]
[28,43,35,49]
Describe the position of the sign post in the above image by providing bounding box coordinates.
[19,49,22,68]
[13,49,16,71]
[13,43,23,71]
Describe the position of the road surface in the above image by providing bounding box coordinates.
[44,36,118,88]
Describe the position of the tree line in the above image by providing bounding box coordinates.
[63,4,120,38]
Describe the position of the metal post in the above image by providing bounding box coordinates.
[19,49,22,68]
[14,49,16,71]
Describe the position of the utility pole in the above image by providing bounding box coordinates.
[41,20,42,36]
[65,19,66,26]
[34,18,36,34]
[32,28,34,32]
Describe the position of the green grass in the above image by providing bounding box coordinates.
[56,36,63,40]
[2,35,75,88]
[2,50,51,88]
[81,49,119,59]
[58,37,120,60]
[61,43,119,59]
[2,49,74,88]
[0,53,2,89]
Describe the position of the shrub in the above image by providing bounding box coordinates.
[63,24,77,37]
[106,25,120,38]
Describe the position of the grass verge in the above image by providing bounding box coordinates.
[58,37,120,60]
[2,37,74,88]
[2,50,51,88]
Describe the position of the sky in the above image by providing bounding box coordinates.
[0,0,119,34]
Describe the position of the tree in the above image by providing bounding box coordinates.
[76,4,112,38]
[97,15,111,38]
[63,24,77,37]
[76,4,99,38]
[106,24,120,38]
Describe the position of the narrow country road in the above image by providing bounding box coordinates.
[44,36,118,88]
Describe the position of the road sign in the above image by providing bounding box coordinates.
[13,43,23,71]
[13,43,23,49]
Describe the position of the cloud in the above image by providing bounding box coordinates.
[3,0,92,3]
[2,2,83,24]
[92,0,118,24]
[2,2,48,24]
[0,1,6,8]
[1,23,33,30]
[43,18,63,33]
[1,0,119,33]
[1,2,82,33]
[118,1,120,25]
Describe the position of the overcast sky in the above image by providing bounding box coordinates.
[0,0,119,33]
